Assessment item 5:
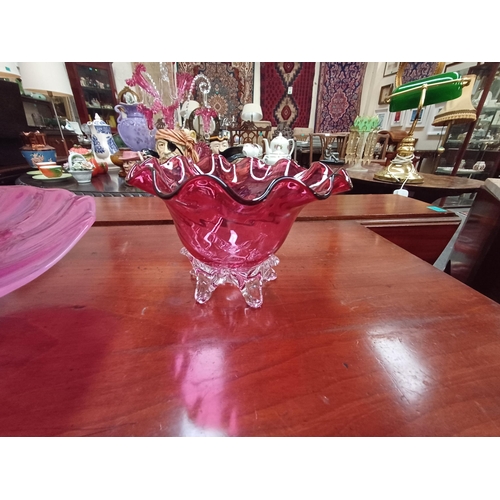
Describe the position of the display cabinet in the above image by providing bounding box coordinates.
[438,62,500,179]
[19,93,79,158]
[0,80,80,183]
[65,63,118,131]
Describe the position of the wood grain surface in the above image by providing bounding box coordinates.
[91,194,461,264]
[92,194,460,225]
[1,221,500,436]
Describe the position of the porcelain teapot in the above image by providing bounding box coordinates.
[263,132,295,157]
[88,113,119,166]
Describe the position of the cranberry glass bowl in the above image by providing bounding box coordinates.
[127,155,352,307]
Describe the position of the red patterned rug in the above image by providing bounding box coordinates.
[260,62,316,128]
[176,62,254,122]
[315,62,367,133]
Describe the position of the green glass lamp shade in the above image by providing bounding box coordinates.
[389,71,464,112]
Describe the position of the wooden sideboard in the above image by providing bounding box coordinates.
[448,179,500,302]
[92,194,461,265]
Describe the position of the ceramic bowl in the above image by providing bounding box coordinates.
[70,170,93,184]
[263,153,289,166]
[36,161,57,166]
[38,165,63,178]
[20,149,57,168]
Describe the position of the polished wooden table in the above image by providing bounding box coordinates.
[2,219,500,436]
[92,194,461,264]
[346,164,485,204]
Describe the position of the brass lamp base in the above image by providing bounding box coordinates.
[374,157,424,184]
[374,135,424,184]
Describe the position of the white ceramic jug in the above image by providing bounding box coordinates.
[263,132,295,157]
[88,113,119,166]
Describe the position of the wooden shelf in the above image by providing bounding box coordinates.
[86,106,114,111]
[81,86,112,92]
[65,62,118,126]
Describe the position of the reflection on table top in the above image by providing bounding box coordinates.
[15,168,150,197]
[2,220,500,436]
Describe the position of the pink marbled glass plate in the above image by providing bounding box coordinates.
[0,186,96,298]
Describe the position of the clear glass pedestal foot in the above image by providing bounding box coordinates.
[180,248,279,308]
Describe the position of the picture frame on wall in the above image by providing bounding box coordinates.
[405,107,428,128]
[384,62,399,77]
[375,108,389,130]
[445,62,479,74]
[390,110,406,127]
[379,84,393,105]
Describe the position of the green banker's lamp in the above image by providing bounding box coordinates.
[374,71,473,184]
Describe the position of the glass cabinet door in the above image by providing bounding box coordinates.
[440,63,500,179]
[76,64,116,127]
[65,62,118,131]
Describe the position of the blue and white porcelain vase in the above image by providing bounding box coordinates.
[88,113,119,166]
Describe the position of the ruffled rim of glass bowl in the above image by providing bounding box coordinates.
[126,155,352,205]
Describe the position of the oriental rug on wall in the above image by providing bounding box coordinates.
[399,62,444,85]
[314,62,367,133]
[176,62,254,122]
[260,62,316,128]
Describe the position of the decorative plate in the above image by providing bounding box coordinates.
[32,173,73,181]
[0,186,96,298]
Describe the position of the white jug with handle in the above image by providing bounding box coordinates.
[88,113,119,166]
[263,132,295,157]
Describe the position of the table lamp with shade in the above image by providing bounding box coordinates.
[18,62,74,156]
[241,103,263,122]
[374,71,473,184]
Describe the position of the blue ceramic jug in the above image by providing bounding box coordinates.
[114,103,156,152]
